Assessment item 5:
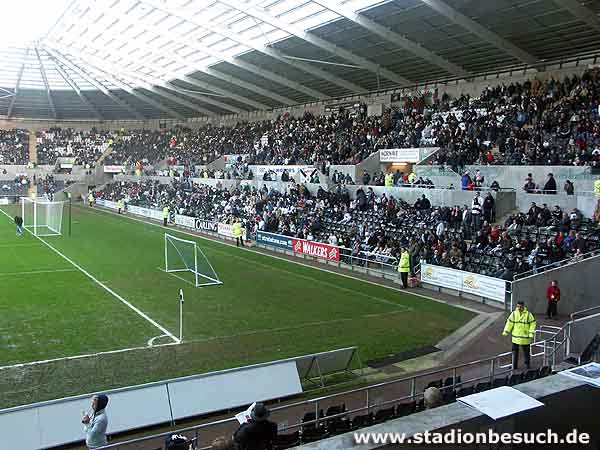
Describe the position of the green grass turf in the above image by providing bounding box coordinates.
[0,203,474,379]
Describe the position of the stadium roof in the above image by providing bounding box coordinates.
[1,0,600,120]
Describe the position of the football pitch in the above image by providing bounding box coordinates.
[0,203,474,395]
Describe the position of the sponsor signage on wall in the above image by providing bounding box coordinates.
[292,239,340,262]
[254,165,314,179]
[420,263,505,303]
[256,231,293,250]
[175,214,218,233]
[217,222,247,240]
[127,205,164,221]
[104,165,125,173]
[95,199,118,209]
[379,147,439,163]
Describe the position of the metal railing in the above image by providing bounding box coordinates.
[95,303,600,450]
[513,249,600,281]
[96,343,558,450]
[95,352,515,450]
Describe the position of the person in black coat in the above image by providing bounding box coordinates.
[482,193,495,223]
[233,403,278,450]
[543,173,557,194]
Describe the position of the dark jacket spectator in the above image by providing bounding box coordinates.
[234,404,278,450]
[543,173,557,194]
[564,180,574,195]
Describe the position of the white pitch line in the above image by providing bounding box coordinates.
[0,268,77,276]
[0,208,180,344]
[0,243,42,249]
[86,205,486,315]
[147,334,168,346]
[0,341,179,370]
[192,309,410,344]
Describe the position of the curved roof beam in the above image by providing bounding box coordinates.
[549,0,600,33]
[48,14,274,111]
[311,0,469,78]
[140,0,368,95]
[43,46,146,120]
[7,48,29,118]
[47,39,246,114]
[50,51,185,119]
[217,0,411,86]
[46,43,217,117]
[52,2,305,106]
[420,0,538,65]
[52,56,104,120]
[34,47,57,119]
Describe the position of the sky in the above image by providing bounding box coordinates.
[0,0,73,46]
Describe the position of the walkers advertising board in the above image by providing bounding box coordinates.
[292,239,340,262]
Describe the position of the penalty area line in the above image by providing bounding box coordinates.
[0,207,180,345]
[0,268,78,276]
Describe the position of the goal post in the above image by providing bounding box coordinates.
[21,197,66,237]
[164,233,222,287]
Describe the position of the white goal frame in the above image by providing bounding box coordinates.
[164,233,222,287]
[21,197,66,237]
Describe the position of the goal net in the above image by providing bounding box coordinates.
[164,233,222,287]
[21,197,65,237]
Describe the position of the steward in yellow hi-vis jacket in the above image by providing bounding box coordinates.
[233,219,244,247]
[162,206,169,227]
[503,301,537,369]
[397,248,410,288]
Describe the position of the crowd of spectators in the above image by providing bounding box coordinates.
[36,128,113,166]
[96,180,600,280]
[432,69,600,171]
[0,129,29,165]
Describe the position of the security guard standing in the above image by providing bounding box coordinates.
[385,172,393,188]
[118,199,125,215]
[397,247,410,288]
[162,205,169,227]
[88,192,95,207]
[503,301,537,370]
[232,218,244,247]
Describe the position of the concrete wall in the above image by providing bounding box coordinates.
[570,313,600,356]
[345,186,516,218]
[329,164,358,182]
[294,374,597,450]
[356,151,382,181]
[511,255,600,315]
[517,193,600,218]
[437,65,588,101]
[416,165,599,193]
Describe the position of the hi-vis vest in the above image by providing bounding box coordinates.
[385,173,393,187]
[503,308,536,345]
[595,179,600,198]
[398,252,410,273]
[118,200,124,209]
[163,207,169,218]
[232,222,243,237]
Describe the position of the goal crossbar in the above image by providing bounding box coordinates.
[21,197,66,237]
[164,233,222,287]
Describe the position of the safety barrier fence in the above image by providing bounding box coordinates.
[94,305,600,450]
[513,249,600,281]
